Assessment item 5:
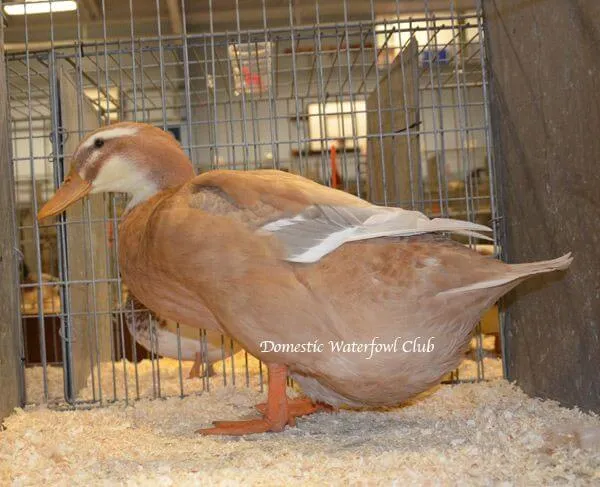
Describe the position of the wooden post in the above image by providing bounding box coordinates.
[366,38,420,207]
[0,31,24,419]
[58,65,113,398]
[484,0,600,412]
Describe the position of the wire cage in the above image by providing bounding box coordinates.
[2,0,500,409]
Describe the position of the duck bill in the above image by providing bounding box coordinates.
[37,168,92,221]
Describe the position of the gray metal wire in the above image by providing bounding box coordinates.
[3,0,497,408]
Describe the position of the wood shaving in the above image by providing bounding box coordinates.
[4,344,598,485]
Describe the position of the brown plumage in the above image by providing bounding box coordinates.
[38,122,572,435]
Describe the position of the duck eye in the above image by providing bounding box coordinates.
[94,138,104,148]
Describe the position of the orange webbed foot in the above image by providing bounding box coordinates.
[197,416,296,435]
[199,398,332,435]
[197,363,298,436]
[255,397,333,417]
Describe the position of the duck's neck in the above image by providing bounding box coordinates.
[125,182,162,212]
[123,153,196,212]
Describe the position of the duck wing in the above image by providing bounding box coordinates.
[188,169,492,263]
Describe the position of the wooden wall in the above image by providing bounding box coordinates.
[483,0,600,412]
[367,39,421,207]
[0,32,24,420]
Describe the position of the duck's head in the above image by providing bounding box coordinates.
[38,122,195,220]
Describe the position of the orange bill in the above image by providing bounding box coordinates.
[37,168,92,221]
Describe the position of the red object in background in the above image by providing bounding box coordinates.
[330,145,338,188]
[241,66,263,92]
[330,144,341,189]
[107,220,115,248]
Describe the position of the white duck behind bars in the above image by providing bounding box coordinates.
[119,291,242,379]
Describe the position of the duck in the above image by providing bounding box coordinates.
[118,290,242,378]
[38,122,572,436]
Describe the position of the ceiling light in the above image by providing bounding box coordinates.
[84,87,120,121]
[3,1,78,16]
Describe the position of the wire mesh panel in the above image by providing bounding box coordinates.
[2,0,500,408]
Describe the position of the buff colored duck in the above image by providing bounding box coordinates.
[38,122,572,435]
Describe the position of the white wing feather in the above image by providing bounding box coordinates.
[260,204,493,263]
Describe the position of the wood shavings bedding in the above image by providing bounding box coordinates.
[23,353,268,406]
[5,345,598,486]
[2,379,599,486]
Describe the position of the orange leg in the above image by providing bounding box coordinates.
[188,352,201,379]
[188,352,214,379]
[188,355,214,379]
[255,397,334,416]
[197,363,294,436]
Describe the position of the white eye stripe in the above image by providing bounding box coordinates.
[80,126,139,151]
